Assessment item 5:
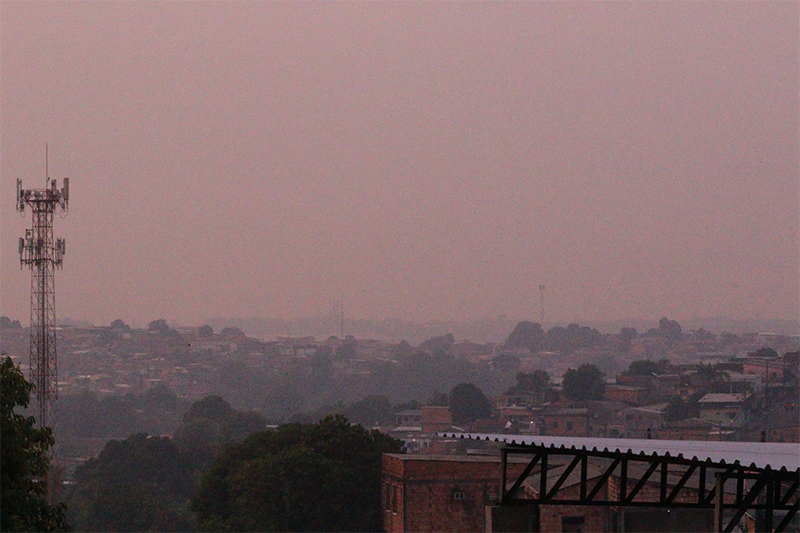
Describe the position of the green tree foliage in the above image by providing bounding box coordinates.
[504,370,550,406]
[665,395,699,422]
[544,323,601,353]
[626,359,660,376]
[654,317,682,341]
[66,434,195,532]
[147,318,186,344]
[507,370,550,396]
[174,396,266,472]
[427,390,449,406]
[147,318,170,334]
[390,340,414,360]
[504,321,544,352]
[198,324,214,337]
[193,415,404,532]
[343,395,393,427]
[619,327,638,351]
[562,364,606,401]
[220,326,245,338]
[0,316,23,329]
[753,347,779,359]
[183,395,233,423]
[491,353,521,374]
[418,333,455,354]
[110,319,131,333]
[1,356,70,531]
[56,387,190,449]
[626,359,672,376]
[392,399,421,412]
[505,322,603,354]
[388,349,476,404]
[449,383,492,425]
[334,338,357,360]
[696,363,723,391]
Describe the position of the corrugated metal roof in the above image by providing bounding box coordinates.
[438,432,800,471]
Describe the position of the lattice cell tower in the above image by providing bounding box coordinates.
[16,170,69,428]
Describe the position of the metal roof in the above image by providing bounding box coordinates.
[438,432,800,471]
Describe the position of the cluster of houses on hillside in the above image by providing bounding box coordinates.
[388,350,797,455]
[1,319,797,447]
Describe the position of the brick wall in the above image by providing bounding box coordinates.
[382,454,528,533]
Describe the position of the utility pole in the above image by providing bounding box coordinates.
[16,160,69,429]
[538,284,546,325]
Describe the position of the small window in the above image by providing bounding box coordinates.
[453,491,466,501]
[562,515,585,533]
[566,421,574,431]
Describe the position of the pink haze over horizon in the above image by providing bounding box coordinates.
[1,2,798,329]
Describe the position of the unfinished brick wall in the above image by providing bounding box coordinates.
[382,454,528,533]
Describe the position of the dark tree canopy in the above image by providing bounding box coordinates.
[183,395,234,425]
[626,359,660,376]
[193,415,403,532]
[148,318,170,334]
[507,370,550,395]
[753,347,779,359]
[419,333,455,354]
[335,340,357,360]
[176,396,265,470]
[449,383,492,425]
[198,324,214,337]
[343,395,393,427]
[665,395,699,422]
[491,353,521,374]
[427,390,449,407]
[657,317,683,341]
[0,316,23,329]
[67,434,195,532]
[220,326,245,338]
[504,321,544,352]
[619,327,638,351]
[545,323,601,353]
[562,364,606,401]
[110,319,131,332]
[1,357,70,532]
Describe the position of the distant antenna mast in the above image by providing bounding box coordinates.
[538,284,546,324]
[16,152,70,428]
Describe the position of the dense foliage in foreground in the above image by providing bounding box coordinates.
[193,415,404,532]
[1,356,70,532]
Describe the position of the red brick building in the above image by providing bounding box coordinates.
[382,454,526,533]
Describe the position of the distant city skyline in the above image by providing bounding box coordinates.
[2,2,797,327]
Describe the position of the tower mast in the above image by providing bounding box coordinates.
[538,284,546,325]
[16,165,69,429]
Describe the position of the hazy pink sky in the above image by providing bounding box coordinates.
[1,1,798,327]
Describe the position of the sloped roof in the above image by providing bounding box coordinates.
[438,432,800,471]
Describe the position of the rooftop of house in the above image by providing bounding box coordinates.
[697,393,749,404]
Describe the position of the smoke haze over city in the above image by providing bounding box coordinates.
[2,2,798,329]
